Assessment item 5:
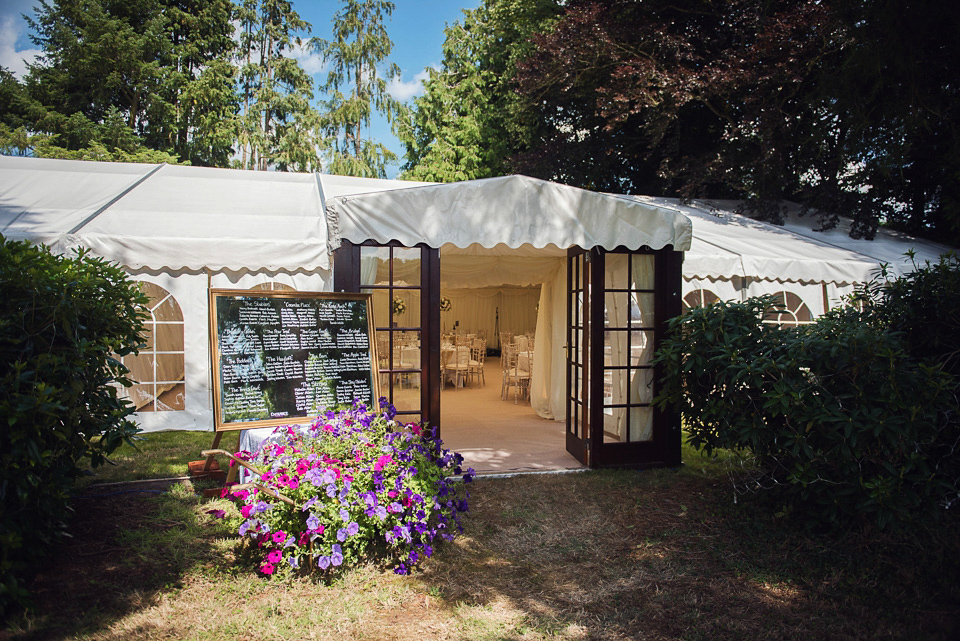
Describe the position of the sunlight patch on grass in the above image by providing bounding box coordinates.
[83,430,222,485]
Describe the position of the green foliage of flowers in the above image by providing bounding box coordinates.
[0,236,147,617]
[654,284,958,532]
[216,399,474,577]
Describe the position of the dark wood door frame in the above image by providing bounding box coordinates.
[568,246,684,469]
[333,240,441,433]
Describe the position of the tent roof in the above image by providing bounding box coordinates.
[326,174,694,252]
[2,157,951,286]
[0,156,331,271]
[618,196,954,285]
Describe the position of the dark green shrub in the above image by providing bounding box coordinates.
[654,295,956,531]
[857,252,960,377]
[0,236,147,617]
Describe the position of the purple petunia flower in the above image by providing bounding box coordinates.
[288,556,300,569]
[347,521,359,536]
[317,556,331,570]
[337,528,347,542]
[306,513,321,531]
[339,508,350,522]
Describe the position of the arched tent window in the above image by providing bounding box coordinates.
[762,291,813,327]
[123,282,185,411]
[682,288,721,311]
[249,282,296,291]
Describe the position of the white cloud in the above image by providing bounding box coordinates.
[290,41,326,76]
[387,68,431,102]
[0,15,41,78]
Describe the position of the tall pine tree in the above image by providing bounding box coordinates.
[314,0,409,178]
[235,0,320,171]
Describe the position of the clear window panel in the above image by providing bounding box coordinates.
[392,290,421,327]
[142,321,155,350]
[392,247,421,286]
[360,246,391,286]
[391,383,420,413]
[397,413,422,426]
[155,353,185,383]
[629,406,654,442]
[631,292,656,326]
[138,281,166,303]
[370,290,390,328]
[630,254,655,290]
[606,253,628,289]
[375,331,391,369]
[155,323,184,351]
[125,353,155,381]
[603,407,626,443]
[126,383,156,412]
[606,367,628,407]
[604,292,631,328]
[629,367,656,404]
[630,330,655,366]
[152,295,183,322]
[156,383,186,411]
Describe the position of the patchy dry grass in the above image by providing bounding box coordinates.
[80,431,223,486]
[5,450,959,640]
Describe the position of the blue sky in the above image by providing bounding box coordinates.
[0,0,479,177]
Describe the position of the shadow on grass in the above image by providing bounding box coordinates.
[6,480,235,641]
[410,469,960,640]
[4,467,959,640]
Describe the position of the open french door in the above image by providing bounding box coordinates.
[566,247,683,468]
[565,248,592,465]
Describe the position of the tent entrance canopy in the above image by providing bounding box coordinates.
[326,175,692,469]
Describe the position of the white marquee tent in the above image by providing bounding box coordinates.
[0,156,953,434]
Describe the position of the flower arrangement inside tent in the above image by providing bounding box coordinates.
[392,296,406,316]
[215,399,474,577]
[439,297,452,313]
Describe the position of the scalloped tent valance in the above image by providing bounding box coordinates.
[325,174,693,253]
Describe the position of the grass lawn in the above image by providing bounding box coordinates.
[5,432,959,640]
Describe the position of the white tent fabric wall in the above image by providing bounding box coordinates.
[617,195,954,317]
[0,157,337,433]
[440,287,541,342]
[3,156,954,435]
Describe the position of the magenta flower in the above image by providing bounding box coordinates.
[272,530,286,544]
[266,549,282,564]
[260,562,275,575]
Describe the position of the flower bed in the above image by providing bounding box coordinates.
[218,399,474,576]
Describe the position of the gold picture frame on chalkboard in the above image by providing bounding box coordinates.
[208,289,380,432]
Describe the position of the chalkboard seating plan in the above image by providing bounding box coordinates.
[209,290,379,431]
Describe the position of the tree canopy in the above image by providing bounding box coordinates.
[399,0,560,182]
[508,0,960,243]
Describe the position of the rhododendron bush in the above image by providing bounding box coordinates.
[217,399,474,576]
